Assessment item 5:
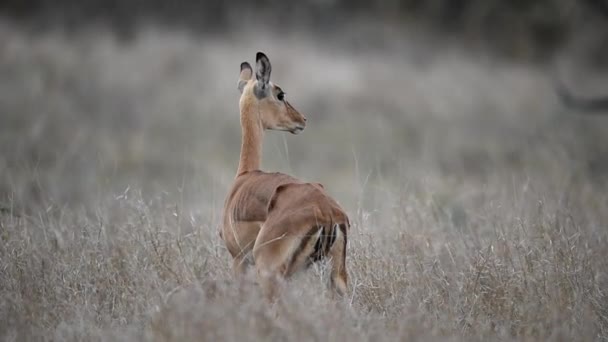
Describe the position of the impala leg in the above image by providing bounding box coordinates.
[253,246,288,302]
[329,224,348,297]
[256,267,283,302]
[222,221,262,278]
[252,234,291,302]
[253,222,322,302]
[232,255,252,278]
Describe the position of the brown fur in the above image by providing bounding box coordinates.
[220,52,349,300]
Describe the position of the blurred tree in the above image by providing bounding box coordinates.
[0,0,606,63]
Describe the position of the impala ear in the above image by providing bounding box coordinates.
[255,52,271,88]
[238,62,252,94]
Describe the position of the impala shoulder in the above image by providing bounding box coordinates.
[267,183,296,212]
[266,182,328,212]
[262,171,296,179]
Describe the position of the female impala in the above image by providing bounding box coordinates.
[220,52,349,300]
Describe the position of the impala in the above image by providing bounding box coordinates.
[220,52,349,300]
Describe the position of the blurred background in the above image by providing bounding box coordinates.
[1,0,608,213]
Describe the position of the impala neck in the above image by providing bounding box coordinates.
[236,105,264,176]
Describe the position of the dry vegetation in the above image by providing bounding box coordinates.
[1,21,608,341]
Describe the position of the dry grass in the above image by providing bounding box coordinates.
[1,21,607,341]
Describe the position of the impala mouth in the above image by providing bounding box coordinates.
[290,125,305,134]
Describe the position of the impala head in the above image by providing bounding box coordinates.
[238,52,307,134]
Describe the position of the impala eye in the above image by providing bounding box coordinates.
[277,91,285,101]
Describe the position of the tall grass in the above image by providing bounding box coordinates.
[1,21,607,341]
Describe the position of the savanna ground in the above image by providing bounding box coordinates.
[1,19,608,341]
